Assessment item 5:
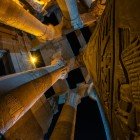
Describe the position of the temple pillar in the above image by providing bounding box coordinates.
[31,95,55,134]
[0,65,63,95]
[0,66,68,134]
[4,110,44,140]
[0,0,56,41]
[56,0,83,29]
[88,83,112,140]
[50,91,80,140]
[50,83,88,140]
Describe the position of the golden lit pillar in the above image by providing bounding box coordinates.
[4,110,44,140]
[50,91,80,140]
[56,0,83,29]
[0,0,55,41]
[50,84,88,140]
[0,66,68,134]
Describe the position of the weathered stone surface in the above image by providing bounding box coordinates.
[50,104,76,140]
[0,0,56,41]
[0,0,140,139]
[5,110,44,140]
[0,66,67,134]
[31,95,54,134]
[83,0,140,139]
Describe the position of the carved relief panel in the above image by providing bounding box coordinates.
[115,29,140,139]
[98,2,113,122]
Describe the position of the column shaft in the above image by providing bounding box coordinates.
[50,91,81,140]
[56,0,83,29]
[0,0,55,40]
[0,66,67,134]
[88,85,112,140]
[50,104,76,140]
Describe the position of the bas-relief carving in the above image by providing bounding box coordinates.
[115,32,140,139]
[83,1,113,120]
[97,3,113,121]
[98,2,140,139]
[85,1,140,139]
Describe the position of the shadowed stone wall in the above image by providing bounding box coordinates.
[83,0,140,139]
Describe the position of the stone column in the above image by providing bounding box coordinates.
[50,91,80,140]
[0,66,68,134]
[0,0,55,41]
[88,83,112,140]
[56,0,83,29]
[4,110,44,140]
[50,84,88,140]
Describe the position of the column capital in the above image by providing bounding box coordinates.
[66,83,89,108]
[66,90,81,109]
